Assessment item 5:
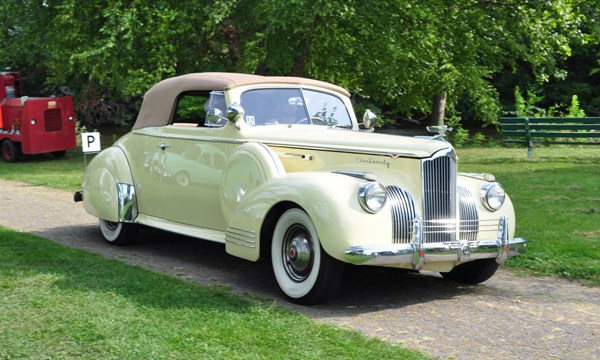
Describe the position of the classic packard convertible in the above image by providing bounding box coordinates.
[75,73,526,304]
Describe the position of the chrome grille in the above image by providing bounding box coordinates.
[458,186,479,241]
[422,153,456,243]
[44,109,62,132]
[387,186,417,244]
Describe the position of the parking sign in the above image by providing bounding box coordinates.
[82,132,101,153]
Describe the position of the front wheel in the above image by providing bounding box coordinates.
[271,208,344,305]
[99,219,139,246]
[440,259,500,284]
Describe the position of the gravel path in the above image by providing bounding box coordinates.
[1,179,598,360]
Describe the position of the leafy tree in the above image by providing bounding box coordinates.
[0,0,595,126]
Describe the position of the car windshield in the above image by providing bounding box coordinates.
[240,88,352,127]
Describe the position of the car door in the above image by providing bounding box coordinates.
[158,92,235,231]
[123,127,169,220]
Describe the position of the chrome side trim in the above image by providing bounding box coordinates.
[332,170,377,181]
[264,142,421,158]
[134,128,424,158]
[225,226,257,248]
[117,183,137,222]
[344,216,526,267]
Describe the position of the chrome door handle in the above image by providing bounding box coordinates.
[158,143,171,150]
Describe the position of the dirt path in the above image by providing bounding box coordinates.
[0,179,598,360]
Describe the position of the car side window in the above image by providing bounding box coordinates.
[241,89,307,125]
[302,89,352,127]
[172,92,209,127]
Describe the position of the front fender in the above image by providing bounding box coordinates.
[82,146,136,222]
[225,172,392,262]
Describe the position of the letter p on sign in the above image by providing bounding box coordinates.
[82,132,101,153]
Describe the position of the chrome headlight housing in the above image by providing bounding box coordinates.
[358,181,387,213]
[480,182,505,211]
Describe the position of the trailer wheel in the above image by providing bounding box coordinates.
[2,140,21,163]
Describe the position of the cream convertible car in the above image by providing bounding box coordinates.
[75,73,526,304]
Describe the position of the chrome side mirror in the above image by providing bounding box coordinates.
[361,109,377,130]
[226,103,245,124]
[206,108,226,124]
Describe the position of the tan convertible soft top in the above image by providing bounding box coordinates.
[133,72,351,129]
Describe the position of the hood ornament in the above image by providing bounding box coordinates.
[426,125,452,140]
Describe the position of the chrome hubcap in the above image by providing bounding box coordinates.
[282,224,313,282]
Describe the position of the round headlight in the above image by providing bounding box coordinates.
[358,182,387,213]
[480,182,505,211]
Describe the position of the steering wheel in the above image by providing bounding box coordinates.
[297,116,327,125]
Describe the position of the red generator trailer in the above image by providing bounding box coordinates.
[0,71,76,162]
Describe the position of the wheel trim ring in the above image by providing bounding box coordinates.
[281,224,314,282]
[104,220,119,231]
[101,220,122,242]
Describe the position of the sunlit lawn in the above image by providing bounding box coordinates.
[0,228,427,359]
[458,146,600,284]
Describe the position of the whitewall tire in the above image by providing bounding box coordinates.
[99,219,138,246]
[271,208,344,305]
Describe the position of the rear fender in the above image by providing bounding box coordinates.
[82,146,136,222]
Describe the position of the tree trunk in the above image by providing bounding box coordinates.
[430,92,447,125]
[221,20,239,67]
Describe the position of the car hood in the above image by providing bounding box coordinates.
[239,125,450,159]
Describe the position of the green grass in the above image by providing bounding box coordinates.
[0,126,124,190]
[458,146,600,285]
[0,227,428,359]
[0,150,86,190]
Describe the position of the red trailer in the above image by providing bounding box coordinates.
[0,71,76,162]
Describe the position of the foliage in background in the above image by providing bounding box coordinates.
[567,95,587,118]
[0,0,598,127]
[513,86,547,118]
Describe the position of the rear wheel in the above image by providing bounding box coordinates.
[2,140,21,163]
[99,219,139,246]
[440,259,500,284]
[271,208,344,305]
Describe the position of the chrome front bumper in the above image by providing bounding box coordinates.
[344,216,526,270]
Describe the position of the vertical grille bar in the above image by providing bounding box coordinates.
[458,186,479,241]
[422,152,456,243]
[387,186,417,244]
